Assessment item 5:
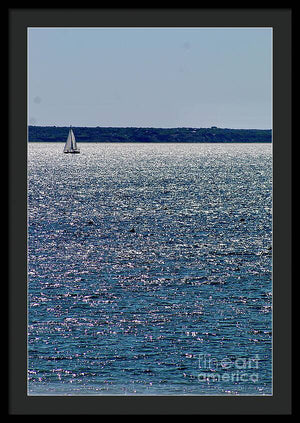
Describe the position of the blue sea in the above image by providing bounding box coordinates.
[28,142,272,395]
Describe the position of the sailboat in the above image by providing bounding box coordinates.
[63,126,80,153]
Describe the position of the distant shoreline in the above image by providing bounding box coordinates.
[28,126,272,143]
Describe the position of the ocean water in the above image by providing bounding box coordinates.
[28,142,272,395]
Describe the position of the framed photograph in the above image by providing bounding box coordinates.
[9,8,291,415]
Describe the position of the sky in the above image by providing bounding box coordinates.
[28,27,272,129]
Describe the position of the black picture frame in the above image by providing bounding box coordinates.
[8,8,292,415]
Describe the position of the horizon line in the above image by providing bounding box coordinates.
[28,125,272,131]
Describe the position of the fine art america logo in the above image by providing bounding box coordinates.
[197,354,260,383]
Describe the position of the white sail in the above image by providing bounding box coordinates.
[63,129,73,152]
[63,127,80,153]
[70,129,77,150]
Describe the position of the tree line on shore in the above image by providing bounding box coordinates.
[28,126,272,143]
